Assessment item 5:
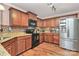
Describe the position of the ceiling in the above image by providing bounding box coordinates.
[11,3,79,19]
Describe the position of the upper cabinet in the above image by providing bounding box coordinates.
[42,18,60,28]
[9,8,38,27]
[55,18,60,27]
[9,8,21,26]
[21,12,29,26]
[43,19,55,28]
[37,18,43,27]
[50,19,55,27]
[43,20,47,28]
[27,11,37,21]
[9,8,29,27]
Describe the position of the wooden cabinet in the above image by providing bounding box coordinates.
[2,35,32,56]
[9,8,29,27]
[39,33,44,43]
[43,33,53,43]
[42,18,59,28]
[45,20,50,27]
[4,41,16,56]
[39,33,59,45]
[53,34,60,44]
[55,19,60,27]
[21,13,28,26]
[50,19,55,27]
[44,36,49,42]
[25,36,32,50]
[17,36,32,54]
[10,8,21,26]
[43,19,55,28]
[1,38,17,56]
[27,11,37,21]
[43,20,47,27]
[17,36,26,54]
[9,41,17,56]
[37,19,43,27]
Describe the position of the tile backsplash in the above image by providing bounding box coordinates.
[39,27,59,33]
[0,25,59,33]
[0,25,27,32]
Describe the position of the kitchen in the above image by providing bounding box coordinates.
[0,3,79,56]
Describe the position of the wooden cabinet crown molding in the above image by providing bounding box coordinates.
[26,11,37,16]
[9,7,27,14]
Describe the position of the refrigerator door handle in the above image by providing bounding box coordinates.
[67,29,69,38]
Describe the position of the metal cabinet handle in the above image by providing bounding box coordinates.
[67,29,69,38]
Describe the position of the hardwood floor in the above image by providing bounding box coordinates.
[20,42,79,56]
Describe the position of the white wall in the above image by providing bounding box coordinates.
[2,4,10,25]
[0,4,10,26]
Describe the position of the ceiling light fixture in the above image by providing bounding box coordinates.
[47,3,56,12]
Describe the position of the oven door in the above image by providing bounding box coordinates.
[32,33,39,48]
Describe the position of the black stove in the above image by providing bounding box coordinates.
[32,33,39,48]
[26,28,39,48]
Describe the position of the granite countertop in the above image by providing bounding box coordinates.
[0,32,32,43]
[0,32,32,56]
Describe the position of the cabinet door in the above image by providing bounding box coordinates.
[40,35,44,43]
[17,37,26,54]
[44,35,49,42]
[25,36,32,50]
[5,45,12,55]
[44,35,53,43]
[53,35,59,44]
[55,19,59,27]
[43,20,47,27]
[50,19,55,27]
[48,35,53,43]
[21,13,28,26]
[46,20,51,27]
[4,41,16,56]
[28,13,37,21]
[10,9,21,26]
[37,20,41,27]
[2,38,17,56]
[10,41,17,56]
[46,20,48,27]
[37,20,43,27]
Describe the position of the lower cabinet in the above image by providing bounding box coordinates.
[1,35,32,56]
[44,35,53,43]
[40,33,59,45]
[53,35,60,44]
[44,35,50,42]
[25,36,32,50]
[40,35,44,43]
[44,33,53,43]
[17,36,26,54]
[1,38,17,56]
[39,33,44,43]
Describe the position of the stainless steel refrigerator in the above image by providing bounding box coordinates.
[59,18,79,51]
